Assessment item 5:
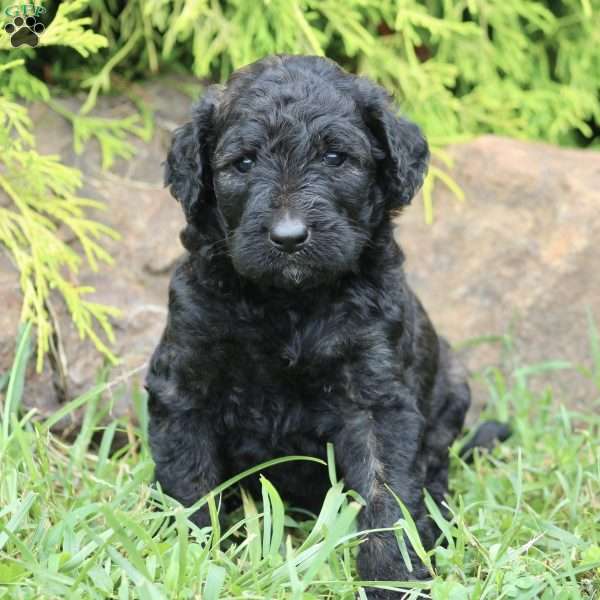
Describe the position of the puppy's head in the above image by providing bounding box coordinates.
[165,55,428,289]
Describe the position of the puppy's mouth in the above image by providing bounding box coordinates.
[232,247,321,290]
[281,263,308,286]
[264,250,315,287]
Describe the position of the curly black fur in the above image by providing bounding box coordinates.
[147,55,473,597]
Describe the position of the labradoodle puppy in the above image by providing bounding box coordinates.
[146,54,487,597]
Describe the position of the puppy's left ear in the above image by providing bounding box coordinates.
[164,86,221,223]
[354,79,429,209]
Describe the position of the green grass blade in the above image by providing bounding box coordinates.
[2,322,32,442]
[0,492,37,552]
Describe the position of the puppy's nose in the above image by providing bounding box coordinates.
[269,214,309,253]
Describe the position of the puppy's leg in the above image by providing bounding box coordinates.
[148,392,223,528]
[424,341,471,512]
[334,405,432,598]
[421,342,472,564]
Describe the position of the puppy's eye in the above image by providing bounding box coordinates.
[322,151,346,167]
[234,156,255,173]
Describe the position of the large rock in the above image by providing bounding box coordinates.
[1,82,598,428]
[397,136,600,415]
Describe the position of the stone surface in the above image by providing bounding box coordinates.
[1,82,599,429]
[396,136,600,415]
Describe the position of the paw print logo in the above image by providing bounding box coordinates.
[4,15,45,48]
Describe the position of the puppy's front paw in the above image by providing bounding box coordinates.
[360,587,413,600]
[357,547,430,599]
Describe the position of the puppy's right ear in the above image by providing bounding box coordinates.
[164,86,220,222]
[351,77,429,210]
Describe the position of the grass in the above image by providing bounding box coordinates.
[0,324,599,600]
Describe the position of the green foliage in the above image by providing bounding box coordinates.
[44,0,598,147]
[1,0,599,367]
[1,328,599,597]
[0,57,121,370]
[0,1,152,370]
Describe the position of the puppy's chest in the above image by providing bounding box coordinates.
[207,315,351,442]
[219,306,351,379]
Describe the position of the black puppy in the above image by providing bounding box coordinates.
[147,55,473,596]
